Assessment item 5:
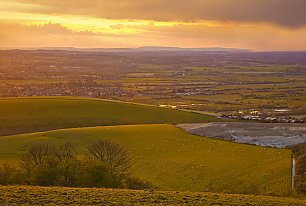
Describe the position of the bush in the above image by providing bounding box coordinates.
[0,164,20,185]
[20,142,79,186]
[0,140,153,190]
[78,159,122,188]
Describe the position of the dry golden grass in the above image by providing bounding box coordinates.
[0,186,305,206]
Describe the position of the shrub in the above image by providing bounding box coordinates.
[0,141,152,190]
[20,142,79,186]
[0,164,19,185]
[78,159,122,188]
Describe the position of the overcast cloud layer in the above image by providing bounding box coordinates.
[1,0,306,50]
[16,0,306,27]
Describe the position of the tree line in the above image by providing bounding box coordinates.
[0,140,152,190]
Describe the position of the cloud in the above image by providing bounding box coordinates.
[14,0,306,27]
[0,22,106,48]
[1,21,306,51]
[31,23,74,34]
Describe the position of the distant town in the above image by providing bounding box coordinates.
[221,113,304,123]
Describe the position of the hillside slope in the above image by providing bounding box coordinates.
[0,124,291,195]
[0,186,305,206]
[0,97,217,136]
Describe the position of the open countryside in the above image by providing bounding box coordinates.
[1,0,306,203]
[0,124,292,195]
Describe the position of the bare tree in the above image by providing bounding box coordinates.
[55,142,79,186]
[20,142,56,169]
[87,140,130,175]
[55,142,76,163]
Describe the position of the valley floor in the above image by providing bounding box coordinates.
[0,186,305,206]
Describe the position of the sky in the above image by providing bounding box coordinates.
[0,0,306,51]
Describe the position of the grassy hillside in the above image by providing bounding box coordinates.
[0,124,292,195]
[0,97,217,136]
[1,186,305,206]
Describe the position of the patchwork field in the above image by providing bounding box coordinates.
[1,50,305,119]
[1,186,306,206]
[0,48,305,203]
[0,124,292,195]
[0,97,217,136]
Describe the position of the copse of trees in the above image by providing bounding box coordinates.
[19,142,79,186]
[0,140,152,190]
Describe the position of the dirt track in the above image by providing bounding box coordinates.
[177,122,306,148]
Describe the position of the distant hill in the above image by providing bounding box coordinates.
[136,46,250,52]
[1,46,250,52]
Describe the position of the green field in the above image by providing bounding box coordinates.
[0,124,292,195]
[0,97,217,136]
[1,186,305,206]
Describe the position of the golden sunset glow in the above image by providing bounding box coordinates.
[1,0,306,50]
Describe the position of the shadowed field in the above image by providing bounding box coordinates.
[0,97,217,136]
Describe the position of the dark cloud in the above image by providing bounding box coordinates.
[16,0,306,27]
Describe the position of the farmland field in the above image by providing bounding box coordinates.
[0,124,292,195]
[1,50,305,120]
[0,50,305,202]
[0,97,217,136]
[0,7,306,204]
[0,186,305,206]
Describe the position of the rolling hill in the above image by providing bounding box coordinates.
[0,124,292,195]
[0,97,217,136]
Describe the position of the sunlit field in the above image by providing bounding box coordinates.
[0,124,291,195]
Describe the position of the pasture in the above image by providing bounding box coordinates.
[0,97,217,136]
[0,124,292,195]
